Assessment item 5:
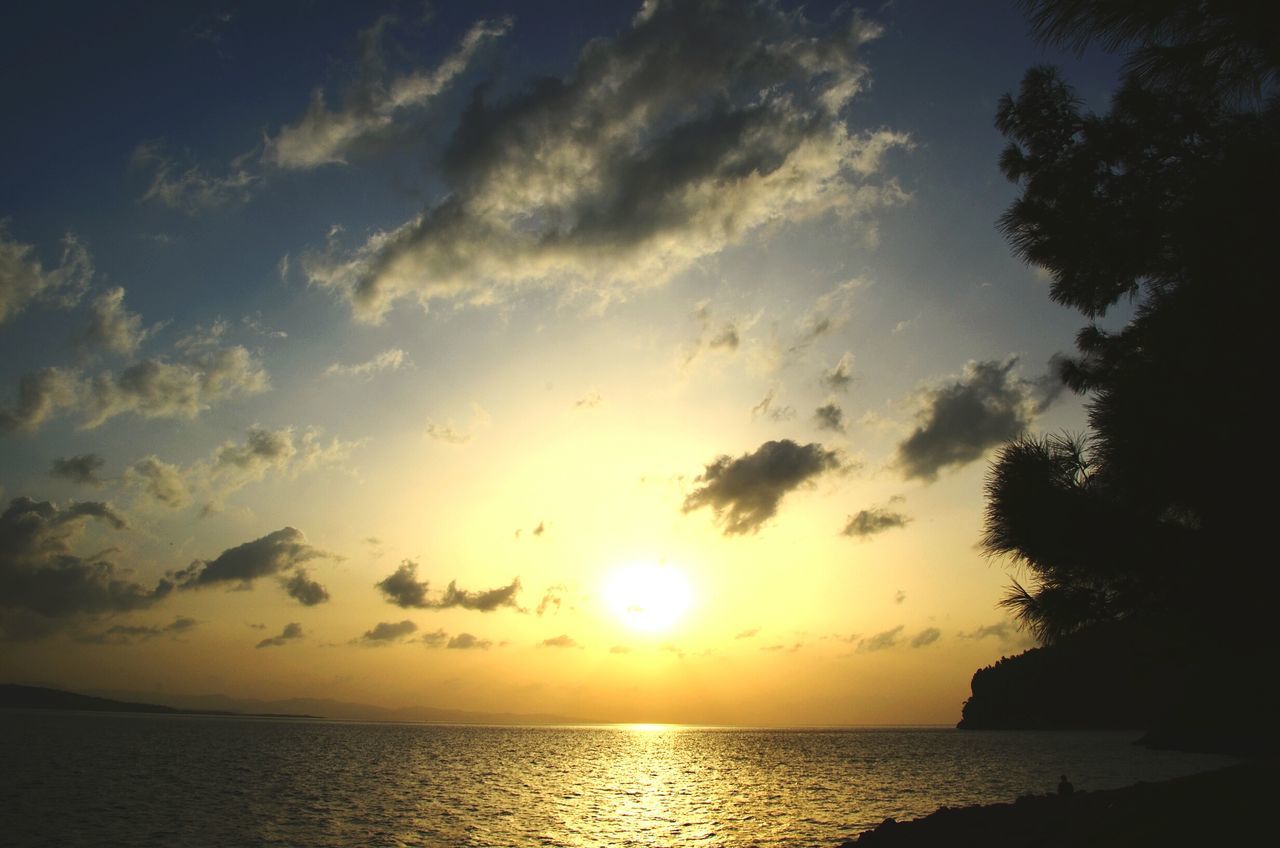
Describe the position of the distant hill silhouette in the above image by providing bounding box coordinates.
[3,683,587,726]
[955,619,1274,756]
[0,684,315,718]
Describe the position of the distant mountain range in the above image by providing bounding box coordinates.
[2,682,585,725]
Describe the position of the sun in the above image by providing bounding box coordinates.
[602,562,694,634]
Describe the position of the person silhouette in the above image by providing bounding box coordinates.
[1058,774,1075,796]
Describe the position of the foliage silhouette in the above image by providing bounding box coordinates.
[984,0,1277,644]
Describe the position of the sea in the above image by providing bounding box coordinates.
[0,711,1238,848]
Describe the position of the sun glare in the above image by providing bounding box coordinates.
[602,562,694,634]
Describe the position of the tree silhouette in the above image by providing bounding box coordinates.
[983,0,1276,642]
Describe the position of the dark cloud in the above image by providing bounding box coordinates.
[264,17,511,170]
[1,497,171,638]
[894,590,906,604]
[683,439,845,535]
[821,353,855,393]
[842,504,912,539]
[214,426,294,472]
[532,521,545,537]
[540,634,578,648]
[50,454,106,487]
[857,625,903,652]
[895,358,1037,482]
[0,368,80,433]
[1031,352,1071,413]
[751,389,795,422]
[958,621,1035,649]
[447,632,492,650]
[360,619,418,644]
[174,527,327,591]
[421,628,449,648]
[78,616,198,645]
[708,324,740,351]
[256,622,303,648]
[375,560,521,611]
[283,569,330,606]
[303,1,907,321]
[813,401,846,433]
[127,457,191,508]
[911,627,941,648]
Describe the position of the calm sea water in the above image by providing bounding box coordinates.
[1,712,1236,847]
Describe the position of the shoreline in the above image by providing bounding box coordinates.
[838,761,1267,847]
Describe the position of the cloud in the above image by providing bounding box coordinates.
[256,622,304,649]
[0,368,81,433]
[50,454,106,487]
[895,358,1038,482]
[126,457,191,508]
[857,625,903,652]
[0,497,172,638]
[375,560,521,611]
[842,504,912,539]
[120,426,353,512]
[174,527,327,596]
[78,616,198,645]
[813,401,846,433]
[424,403,489,444]
[420,628,449,648]
[894,589,906,604]
[78,288,150,355]
[132,142,259,213]
[447,632,492,650]
[574,391,602,409]
[683,439,846,535]
[540,634,578,648]
[360,619,418,644]
[790,279,864,355]
[910,627,941,648]
[1030,352,1071,413]
[265,17,512,170]
[682,301,757,366]
[0,227,92,324]
[959,621,1035,649]
[283,569,330,606]
[750,389,795,421]
[821,352,855,393]
[735,628,760,639]
[83,344,270,429]
[609,644,631,654]
[2,341,274,435]
[303,2,908,322]
[324,348,409,379]
[536,584,566,616]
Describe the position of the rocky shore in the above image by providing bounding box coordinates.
[839,762,1267,847]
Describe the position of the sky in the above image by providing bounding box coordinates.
[0,0,1124,725]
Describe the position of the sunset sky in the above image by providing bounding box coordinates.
[1,0,1122,725]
